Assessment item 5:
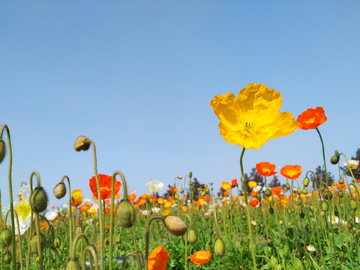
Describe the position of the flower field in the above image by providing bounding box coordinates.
[1,83,360,270]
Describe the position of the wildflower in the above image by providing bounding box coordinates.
[344,160,359,170]
[210,83,297,149]
[128,194,136,201]
[152,207,161,213]
[231,179,237,188]
[272,187,284,197]
[253,185,262,192]
[136,197,146,207]
[256,162,277,177]
[157,198,164,205]
[297,107,327,130]
[71,189,84,207]
[280,165,302,180]
[140,210,150,215]
[248,181,257,188]
[221,182,231,191]
[306,245,316,252]
[191,250,211,265]
[89,174,121,200]
[45,211,58,221]
[148,246,169,270]
[78,202,91,213]
[249,199,259,207]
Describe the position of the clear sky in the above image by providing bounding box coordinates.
[1,1,359,208]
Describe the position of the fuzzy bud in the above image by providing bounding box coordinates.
[0,229,12,247]
[330,154,340,165]
[74,136,90,152]
[116,200,136,228]
[214,238,225,257]
[30,187,48,213]
[187,229,198,245]
[65,259,82,270]
[303,177,309,187]
[163,215,187,235]
[30,233,47,254]
[0,139,5,164]
[53,182,66,199]
[4,252,12,264]
[189,172,192,179]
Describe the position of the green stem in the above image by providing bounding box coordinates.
[61,175,73,255]
[71,233,90,259]
[239,148,257,270]
[121,252,142,270]
[0,124,16,270]
[26,173,37,270]
[34,212,44,270]
[81,245,99,270]
[144,216,165,270]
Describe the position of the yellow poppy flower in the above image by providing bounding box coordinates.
[221,182,232,191]
[248,181,257,188]
[210,83,297,149]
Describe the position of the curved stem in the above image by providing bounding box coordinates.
[144,216,165,270]
[81,245,99,270]
[109,171,129,270]
[26,173,36,270]
[0,124,16,270]
[61,175,73,254]
[121,252,142,270]
[34,212,44,270]
[83,223,96,244]
[71,233,90,259]
[239,148,257,270]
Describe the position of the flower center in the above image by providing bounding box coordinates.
[15,198,31,221]
[307,118,315,124]
[240,122,255,137]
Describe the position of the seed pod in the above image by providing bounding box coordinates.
[74,136,90,152]
[350,199,357,210]
[53,182,66,199]
[330,155,340,165]
[163,215,187,235]
[339,178,345,184]
[30,187,48,213]
[214,238,225,257]
[303,177,310,187]
[324,191,332,200]
[116,200,136,228]
[4,252,12,264]
[0,139,5,164]
[297,188,302,194]
[30,233,47,254]
[187,229,198,245]
[0,229,12,247]
[65,258,82,270]
[269,208,274,215]
[302,188,308,195]
[264,189,272,197]
[341,245,348,253]
[321,201,329,212]
[285,183,290,190]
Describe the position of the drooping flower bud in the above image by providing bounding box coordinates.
[163,215,187,235]
[116,200,136,228]
[54,237,61,248]
[330,154,340,165]
[74,136,90,152]
[303,177,309,187]
[189,172,192,178]
[30,233,47,254]
[0,229,12,247]
[3,252,12,264]
[30,187,48,213]
[53,182,66,199]
[285,183,290,190]
[187,229,198,245]
[264,189,271,197]
[214,237,225,257]
[65,258,82,270]
[75,226,82,236]
[0,139,5,164]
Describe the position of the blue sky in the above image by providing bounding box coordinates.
[1,1,359,208]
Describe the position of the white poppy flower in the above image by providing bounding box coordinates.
[45,211,58,221]
[145,179,164,193]
[151,207,160,213]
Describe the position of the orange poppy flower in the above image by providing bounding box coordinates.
[157,198,164,205]
[221,182,232,191]
[250,191,259,197]
[183,195,187,200]
[205,197,211,203]
[223,191,230,196]
[272,187,284,196]
[191,250,211,265]
[128,194,136,201]
[41,221,49,230]
[249,199,259,207]
[164,201,172,208]
[71,189,84,207]
[89,174,121,200]
[280,165,302,180]
[256,162,277,177]
[148,246,169,270]
[136,197,147,207]
[297,107,327,130]
[231,179,237,188]
[78,202,91,213]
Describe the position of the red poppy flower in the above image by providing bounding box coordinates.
[280,165,302,180]
[231,179,237,188]
[249,199,259,207]
[89,174,121,200]
[297,107,327,130]
[272,187,284,196]
[256,162,277,177]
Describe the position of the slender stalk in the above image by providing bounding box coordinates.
[14,212,24,270]
[34,212,43,270]
[144,216,165,270]
[239,148,257,270]
[81,245,99,270]
[26,173,37,270]
[0,125,16,270]
[121,252,142,270]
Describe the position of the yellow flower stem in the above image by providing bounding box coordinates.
[109,171,129,270]
[0,125,16,270]
[239,148,257,270]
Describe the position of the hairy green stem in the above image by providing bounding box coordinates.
[145,216,165,270]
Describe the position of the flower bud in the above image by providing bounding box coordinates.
[189,172,192,179]
[330,155,340,165]
[303,177,309,187]
[116,200,136,228]
[75,226,82,236]
[264,189,271,197]
[214,237,225,257]
[74,136,90,152]
[163,215,187,235]
[187,229,198,245]
[350,199,357,210]
[4,252,12,264]
[0,139,5,164]
[54,237,61,248]
[30,233,47,254]
[297,187,302,194]
[321,201,329,212]
[31,187,48,213]
[0,229,12,247]
[339,178,345,184]
[53,182,66,199]
[65,259,82,270]
[285,183,290,190]
[302,188,308,195]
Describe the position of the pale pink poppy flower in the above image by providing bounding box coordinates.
[204,212,211,217]
[344,160,359,170]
